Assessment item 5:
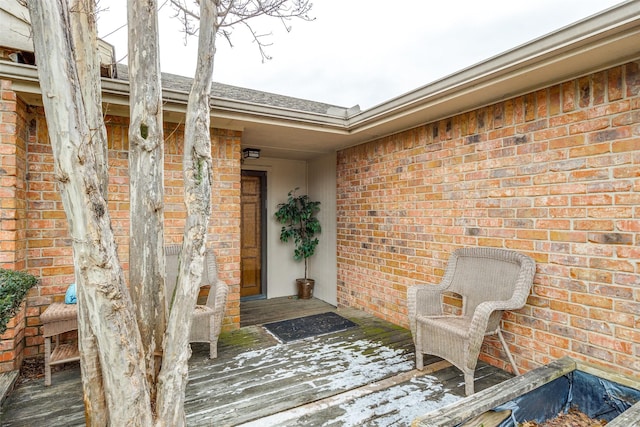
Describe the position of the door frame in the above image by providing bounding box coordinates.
[241,170,268,301]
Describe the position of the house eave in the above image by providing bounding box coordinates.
[0,61,349,131]
[346,0,640,140]
[1,1,639,160]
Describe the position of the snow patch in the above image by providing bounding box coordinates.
[224,336,413,396]
[320,375,461,426]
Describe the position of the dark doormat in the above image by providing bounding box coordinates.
[263,312,357,343]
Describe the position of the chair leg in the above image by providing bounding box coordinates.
[416,350,424,370]
[497,329,520,376]
[209,343,217,359]
[464,371,475,396]
[415,322,424,370]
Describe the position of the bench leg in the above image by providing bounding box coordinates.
[44,336,51,386]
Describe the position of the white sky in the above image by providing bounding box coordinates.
[98,0,625,110]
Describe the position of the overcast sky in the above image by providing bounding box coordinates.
[98,0,624,110]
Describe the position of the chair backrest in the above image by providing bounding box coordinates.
[165,244,215,303]
[447,247,534,317]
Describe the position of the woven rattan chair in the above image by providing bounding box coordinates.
[407,247,535,395]
[165,244,229,359]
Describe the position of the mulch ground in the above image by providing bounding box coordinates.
[16,357,44,385]
[520,407,607,427]
[15,357,79,387]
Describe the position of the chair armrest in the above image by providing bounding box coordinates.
[205,278,229,336]
[470,298,525,331]
[407,283,449,337]
[468,266,533,334]
[464,301,498,368]
[204,279,227,307]
[466,297,527,369]
[468,300,497,332]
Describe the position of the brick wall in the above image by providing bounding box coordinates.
[0,79,27,271]
[0,79,29,371]
[0,302,26,372]
[18,108,241,359]
[209,129,242,326]
[337,61,640,378]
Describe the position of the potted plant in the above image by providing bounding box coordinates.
[274,188,321,299]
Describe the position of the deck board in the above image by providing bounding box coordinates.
[1,299,512,426]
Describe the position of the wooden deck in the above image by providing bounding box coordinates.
[1,298,512,426]
[240,296,337,327]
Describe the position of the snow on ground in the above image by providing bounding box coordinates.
[225,336,414,394]
[230,335,460,426]
[316,375,461,426]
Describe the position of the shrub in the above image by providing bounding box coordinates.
[0,269,38,335]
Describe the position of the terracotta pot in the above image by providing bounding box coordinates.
[296,278,315,299]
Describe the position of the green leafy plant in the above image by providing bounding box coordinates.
[0,268,38,335]
[274,188,321,279]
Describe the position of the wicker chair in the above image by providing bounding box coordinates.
[165,244,229,359]
[407,247,535,395]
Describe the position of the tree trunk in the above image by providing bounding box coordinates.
[155,1,217,425]
[70,0,109,194]
[69,2,109,424]
[128,0,166,400]
[27,1,153,424]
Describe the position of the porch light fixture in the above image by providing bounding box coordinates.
[243,148,261,159]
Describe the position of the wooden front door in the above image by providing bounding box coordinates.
[241,171,266,298]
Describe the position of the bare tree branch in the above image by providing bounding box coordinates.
[169,0,313,61]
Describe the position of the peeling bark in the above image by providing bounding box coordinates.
[155,1,217,425]
[70,0,108,194]
[69,2,109,424]
[29,0,308,424]
[27,1,152,424]
[128,0,166,401]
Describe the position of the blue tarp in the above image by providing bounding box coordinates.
[493,370,640,426]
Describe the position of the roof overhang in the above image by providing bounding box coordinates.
[346,0,640,143]
[1,1,639,160]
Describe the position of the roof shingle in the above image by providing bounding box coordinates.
[116,64,346,115]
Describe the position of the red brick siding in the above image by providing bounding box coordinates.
[20,110,241,358]
[0,79,29,372]
[337,61,640,378]
[209,129,242,327]
[0,302,26,372]
[0,80,27,270]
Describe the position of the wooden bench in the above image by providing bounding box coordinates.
[40,302,79,386]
